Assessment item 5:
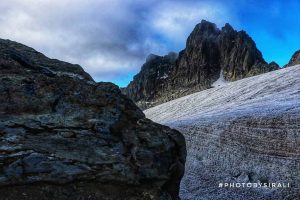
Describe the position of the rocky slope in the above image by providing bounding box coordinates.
[123,53,177,109]
[123,20,279,109]
[145,65,300,200]
[0,39,186,200]
[285,50,300,67]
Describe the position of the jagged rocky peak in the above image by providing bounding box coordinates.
[269,61,280,68]
[123,20,279,109]
[0,39,186,200]
[218,23,268,80]
[183,20,272,83]
[146,52,177,63]
[221,23,234,32]
[285,49,300,67]
[165,51,178,61]
[193,20,220,35]
[146,53,160,62]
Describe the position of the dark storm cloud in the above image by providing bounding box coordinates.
[0,0,232,85]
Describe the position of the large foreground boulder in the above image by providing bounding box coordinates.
[0,39,186,200]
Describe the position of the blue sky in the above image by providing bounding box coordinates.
[0,0,299,87]
[235,0,300,67]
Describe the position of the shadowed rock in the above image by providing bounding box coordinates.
[0,39,186,200]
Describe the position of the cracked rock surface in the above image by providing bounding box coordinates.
[0,39,186,200]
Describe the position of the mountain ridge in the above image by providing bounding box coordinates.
[123,20,280,109]
[285,49,300,67]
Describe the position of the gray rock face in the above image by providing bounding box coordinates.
[123,53,177,110]
[144,65,300,200]
[123,20,279,109]
[285,50,300,67]
[0,39,186,200]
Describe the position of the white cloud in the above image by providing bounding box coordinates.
[0,0,233,86]
[150,1,233,43]
[0,0,148,82]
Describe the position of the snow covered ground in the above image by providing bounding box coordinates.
[144,65,300,200]
[145,65,300,126]
[212,69,228,87]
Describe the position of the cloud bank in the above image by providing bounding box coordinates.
[1,0,299,86]
[0,0,233,86]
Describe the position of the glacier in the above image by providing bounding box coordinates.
[145,65,300,200]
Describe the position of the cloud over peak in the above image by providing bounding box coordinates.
[0,0,235,86]
[7,0,300,86]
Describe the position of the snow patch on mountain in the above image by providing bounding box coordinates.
[212,69,228,87]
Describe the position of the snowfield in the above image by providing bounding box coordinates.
[211,69,228,87]
[144,65,300,200]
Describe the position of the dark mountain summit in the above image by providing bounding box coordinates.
[123,20,279,109]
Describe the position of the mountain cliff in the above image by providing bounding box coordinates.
[0,39,186,200]
[123,20,279,109]
[285,50,300,67]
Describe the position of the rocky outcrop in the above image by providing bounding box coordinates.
[123,20,279,109]
[144,65,300,199]
[0,39,186,200]
[123,53,177,110]
[285,50,300,67]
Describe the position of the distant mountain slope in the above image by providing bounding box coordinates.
[124,20,279,109]
[285,50,300,67]
[145,65,300,200]
[122,52,177,109]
